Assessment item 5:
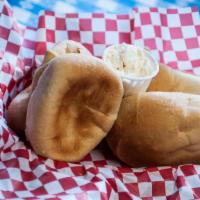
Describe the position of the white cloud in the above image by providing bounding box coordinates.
[54,1,77,13]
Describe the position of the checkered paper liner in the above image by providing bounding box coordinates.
[0,0,200,199]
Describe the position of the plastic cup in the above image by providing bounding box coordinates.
[103,44,159,96]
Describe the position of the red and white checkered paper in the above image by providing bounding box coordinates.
[1,0,200,199]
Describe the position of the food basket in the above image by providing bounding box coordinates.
[0,0,200,199]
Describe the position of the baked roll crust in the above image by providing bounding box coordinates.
[107,92,200,167]
[26,54,123,161]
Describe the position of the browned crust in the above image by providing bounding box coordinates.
[26,54,123,161]
[107,92,200,167]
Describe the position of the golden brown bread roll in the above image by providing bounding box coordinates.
[6,40,91,135]
[42,40,91,65]
[148,63,200,94]
[26,54,123,161]
[6,86,31,134]
[107,92,200,167]
[33,40,91,90]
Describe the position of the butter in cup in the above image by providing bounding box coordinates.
[103,43,159,96]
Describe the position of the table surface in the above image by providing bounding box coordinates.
[7,0,200,27]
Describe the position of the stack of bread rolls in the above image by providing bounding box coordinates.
[7,41,200,167]
[7,40,123,162]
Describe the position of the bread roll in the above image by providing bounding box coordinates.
[26,54,123,161]
[42,40,91,64]
[107,92,200,167]
[148,63,200,94]
[34,40,91,90]
[6,86,31,134]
